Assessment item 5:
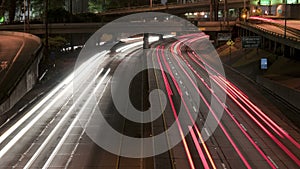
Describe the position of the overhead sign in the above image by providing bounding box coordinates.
[217,33,231,41]
[242,36,261,48]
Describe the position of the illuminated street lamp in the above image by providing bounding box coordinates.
[242,13,247,19]
[241,8,247,21]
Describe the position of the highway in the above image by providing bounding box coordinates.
[0,33,299,169]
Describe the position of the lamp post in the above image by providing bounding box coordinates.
[242,0,246,21]
[23,0,25,32]
[45,0,49,56]
[284,0,287,38]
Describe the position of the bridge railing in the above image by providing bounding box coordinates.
[100,0,249,15]
[238,21,300,42]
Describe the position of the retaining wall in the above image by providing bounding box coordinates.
[256,76,300,110]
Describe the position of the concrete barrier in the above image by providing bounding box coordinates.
[256,76,300,110]
[0,31,42,120]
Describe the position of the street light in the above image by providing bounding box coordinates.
[284,0,287,38]
[23,0,26,32]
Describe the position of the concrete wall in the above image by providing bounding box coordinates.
[0,32,42,120]
[256,76,300,110]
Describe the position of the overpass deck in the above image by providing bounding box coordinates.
[237,21,300,49]
[0,32,41,107]
[99,0,250,15]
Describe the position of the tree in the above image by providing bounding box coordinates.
[49,0,65,10]
[88,0,104,13]
[8,0,16,23]
[0,0,6,21]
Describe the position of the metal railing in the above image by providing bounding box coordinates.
[238,21,300,42]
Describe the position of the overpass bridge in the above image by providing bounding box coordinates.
[0,31,42,116]
[236,19,300,59]
[99,0,250,16]
[0,20,237,35]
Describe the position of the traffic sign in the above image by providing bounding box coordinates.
[242,36,261,48]
[226,39,234,46]
[217,33,231,41]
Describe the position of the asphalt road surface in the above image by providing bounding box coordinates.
[0,34,299,169]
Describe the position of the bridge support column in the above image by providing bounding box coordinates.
[268,40,272,51]
[159,34,163,41]
[279,43,284,56]
[284,45,291,58]
[295,49,300,60]
[143,33,150,49]
[290,47,295,58]
[262,37,265,48]
[273,41,277,54]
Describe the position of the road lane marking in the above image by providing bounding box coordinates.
[204,128,210,137]
[267,156,279,169]
[240,123,247,132]
[193,106,197,112]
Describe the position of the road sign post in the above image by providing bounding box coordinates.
[226,39,234,58]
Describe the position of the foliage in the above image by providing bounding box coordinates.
[73,12,102,22]
[88,0,104,13]
[48,8,71,23]
[43,36,68,49]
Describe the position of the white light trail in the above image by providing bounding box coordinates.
[0,50,109,159]
[41,68,111,169]
[24,67,107,169]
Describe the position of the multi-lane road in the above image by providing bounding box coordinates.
[0,33,299,169]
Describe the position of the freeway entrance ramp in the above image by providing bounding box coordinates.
[0,31,42,116]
